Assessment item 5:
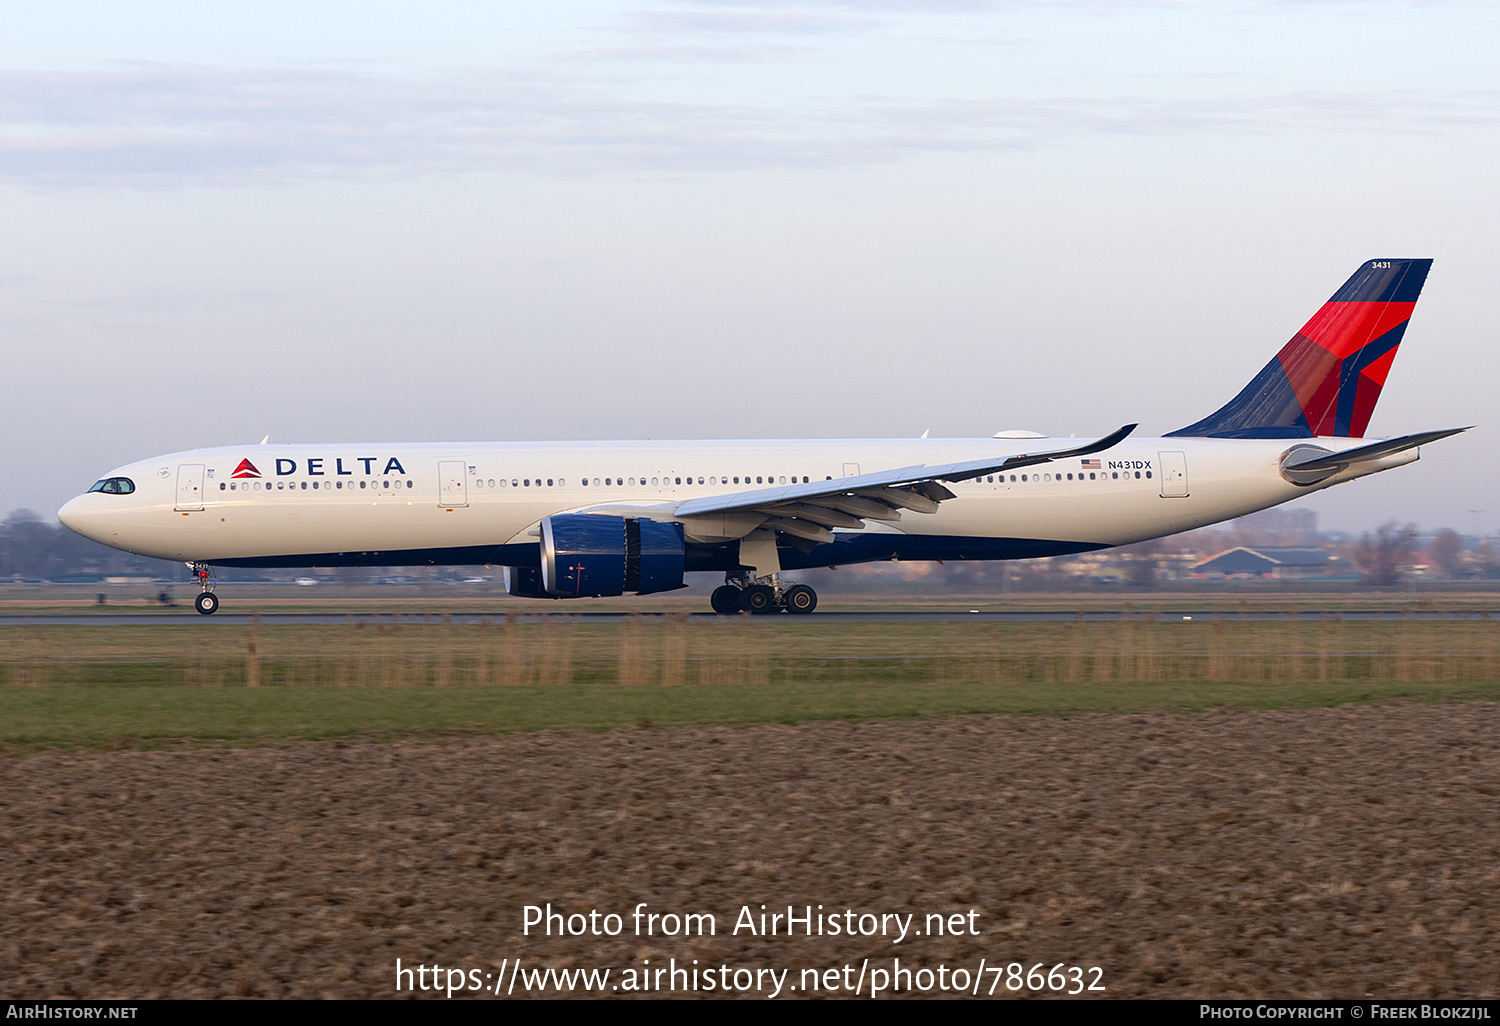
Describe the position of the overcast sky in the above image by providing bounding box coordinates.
[3,1,1497,536]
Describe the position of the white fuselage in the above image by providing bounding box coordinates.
[57,434,1413,567]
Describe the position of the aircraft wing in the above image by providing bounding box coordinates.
[670,424,1137,544]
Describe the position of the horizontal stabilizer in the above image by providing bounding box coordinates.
[1281,426,1469,477]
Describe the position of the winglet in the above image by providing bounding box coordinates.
[960,423,1136,479]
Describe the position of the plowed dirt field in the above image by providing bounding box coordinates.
[3,703,1496,999]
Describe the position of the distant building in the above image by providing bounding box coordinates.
[1189,546,1340,579]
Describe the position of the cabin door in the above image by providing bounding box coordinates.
[1158,451,1189,498]
[438,460,469,508]
[175,464,205,510]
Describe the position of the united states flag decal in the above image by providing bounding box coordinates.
[1081,459,1102,470]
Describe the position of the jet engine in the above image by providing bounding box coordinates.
[537,514,686,598]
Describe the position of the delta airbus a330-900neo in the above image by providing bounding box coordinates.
[59,259,1465,615]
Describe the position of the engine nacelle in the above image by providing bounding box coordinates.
[539,514,686,598]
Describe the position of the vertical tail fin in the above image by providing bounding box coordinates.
[1167,259,1432,438]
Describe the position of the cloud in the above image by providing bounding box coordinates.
[1,64,1494,187]
[630,9,881,33]
[562,43,815,63]
[670,0,1461,10]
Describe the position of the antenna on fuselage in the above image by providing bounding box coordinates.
[259,435,270,445]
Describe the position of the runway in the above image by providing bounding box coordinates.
[2,608,1493,626]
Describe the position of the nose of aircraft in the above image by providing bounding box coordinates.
[57,495,106,543]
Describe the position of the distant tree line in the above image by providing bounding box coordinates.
[2,509,184,582]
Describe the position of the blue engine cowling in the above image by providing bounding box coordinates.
[538,514,686,597]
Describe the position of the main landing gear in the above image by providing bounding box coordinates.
[190,563,219,615]
[711,575,818,616]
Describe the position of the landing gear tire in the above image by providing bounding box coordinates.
[741,584,777,615]
[784,584,817,614]
[194,592,219,616]
[711,585,742,615]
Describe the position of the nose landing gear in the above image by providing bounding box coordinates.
[710,574,818,615]
[189,563,219,615]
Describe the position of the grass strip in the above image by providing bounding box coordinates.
[3,676,1496,752]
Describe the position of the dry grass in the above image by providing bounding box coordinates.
[4,614,1498,690]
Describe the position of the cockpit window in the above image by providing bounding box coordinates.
[87,477,135,495]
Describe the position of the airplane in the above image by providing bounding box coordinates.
[58,258,1465,616]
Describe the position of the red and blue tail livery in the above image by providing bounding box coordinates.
[1168,259,1432,439]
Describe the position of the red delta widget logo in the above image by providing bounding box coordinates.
[231,459,262,479]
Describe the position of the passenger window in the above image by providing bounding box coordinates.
[220,482,226,490]
[1145,471,1152,479]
